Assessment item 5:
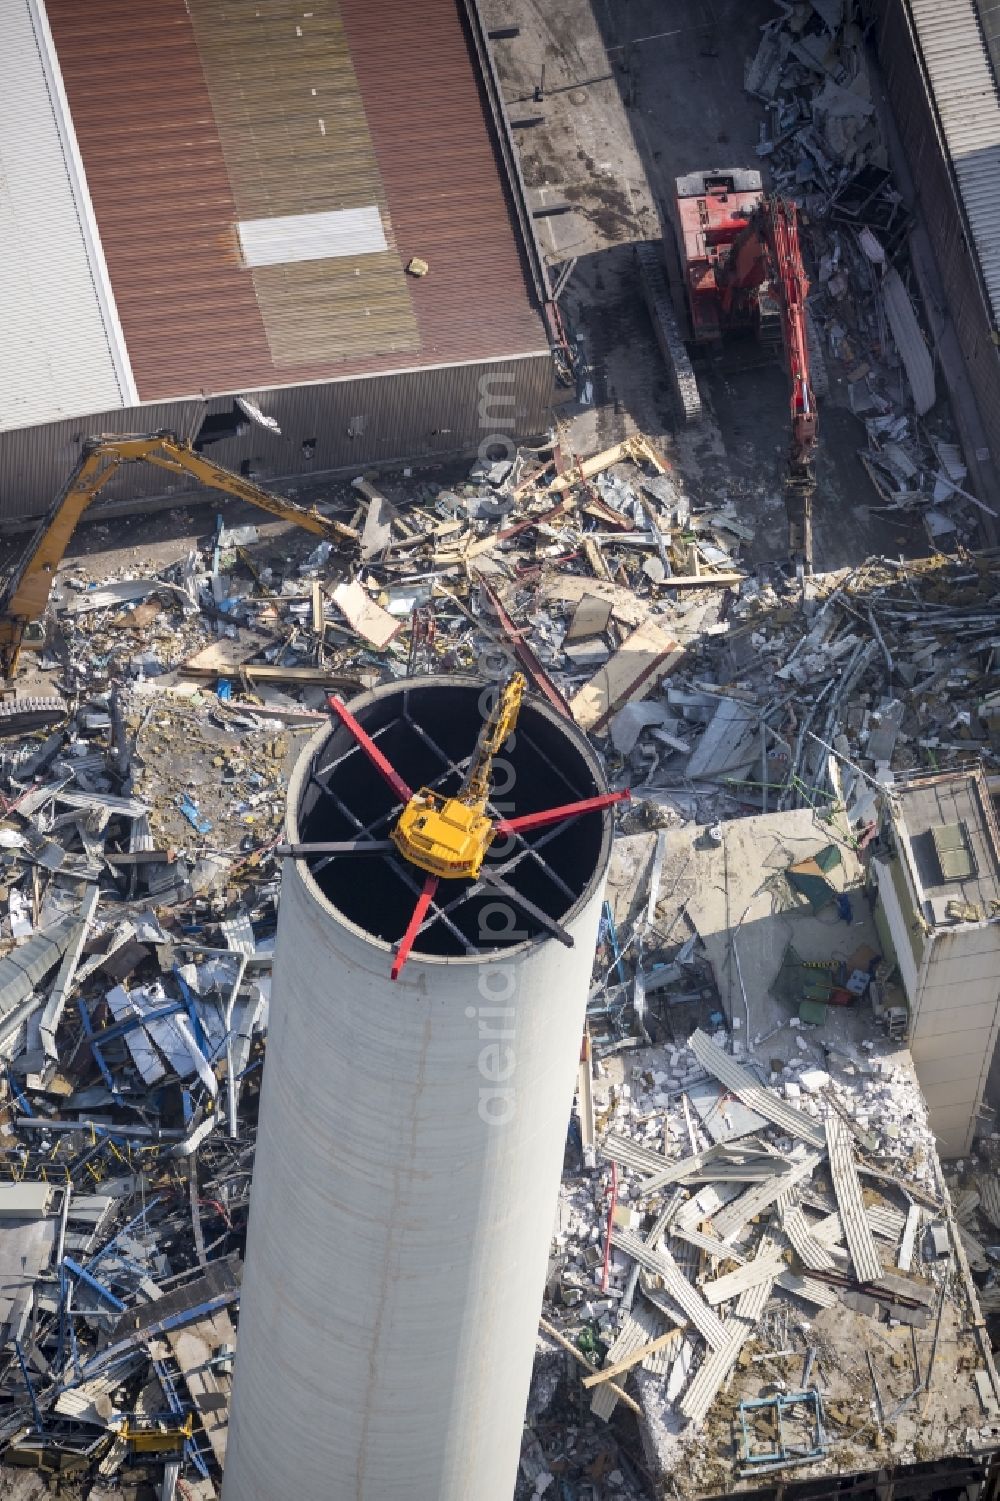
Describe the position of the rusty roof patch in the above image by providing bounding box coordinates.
[44,0,548,402]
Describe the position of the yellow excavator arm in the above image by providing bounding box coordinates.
[462,671,525,806]
[0,430,359,679]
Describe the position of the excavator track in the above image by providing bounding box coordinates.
[0,695,67,735]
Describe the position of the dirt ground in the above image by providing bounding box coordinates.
[483,0,927,571]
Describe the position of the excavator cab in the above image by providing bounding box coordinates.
[391,791,495,880]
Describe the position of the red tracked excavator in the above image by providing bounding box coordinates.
[644,167,820,572]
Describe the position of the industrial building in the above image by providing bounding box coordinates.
[0,0,556,522]
[871,767,1000,1157]
[866,0,1000,516]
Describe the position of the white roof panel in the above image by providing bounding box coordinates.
[237,207,388,267]
[0,0,134,432]
[909,0,1000,325]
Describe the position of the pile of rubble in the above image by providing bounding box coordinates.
[529,1024,1000,1497]
[0,748,273,1493]
[747,0,992,548]
[0,422,994,1497]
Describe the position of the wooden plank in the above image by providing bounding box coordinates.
[537,1317,642,1417]
[182,637,261,675]
[547,438,642,494]
[582,536,612,582]
[660,572,744,587]
[570,617,685,732]
[583,1327,683,1387]
[542,576,650,628]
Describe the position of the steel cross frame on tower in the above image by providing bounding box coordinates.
[309,701,582,950]
[291,685,626,978]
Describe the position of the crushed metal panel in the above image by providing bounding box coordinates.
[0,1213,57,1337]
[685,698,761,781]
[105,985,167,1085]
[880,267,936,415]
[689,1030,826,1147]
[899,1203,922,1271]
[39,883,100,1059]
[825,1115,883,1284]
[686,1076,769,1143]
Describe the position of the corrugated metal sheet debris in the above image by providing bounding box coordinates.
[699,1253,787,1306]
[826,1115,884,1284]
[612,1228,729,1350]
[680,1234,779,1424]
[590,1304,663,1421]
[908,0,1000,326]
[774,1269,839,1307]
[881,267,936,414]
[688,1030,827,1147]
[711,1151,823,1241]
[780,1200,838,1271]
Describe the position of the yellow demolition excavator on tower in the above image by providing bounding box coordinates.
[391,671,526,881]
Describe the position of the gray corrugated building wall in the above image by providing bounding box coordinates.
[867,0,1000,510]
[0,357,556,521]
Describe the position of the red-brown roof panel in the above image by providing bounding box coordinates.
[44,0,547,402]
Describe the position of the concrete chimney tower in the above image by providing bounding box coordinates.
[223,676,615,1501]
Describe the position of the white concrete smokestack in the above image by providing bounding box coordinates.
[223,676,614,1501]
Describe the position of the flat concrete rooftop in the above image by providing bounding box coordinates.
[893,769,1000,924]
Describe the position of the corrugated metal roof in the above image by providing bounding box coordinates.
[0,0,132,431]
[909,0,1000,326]
[43,0,548,404]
